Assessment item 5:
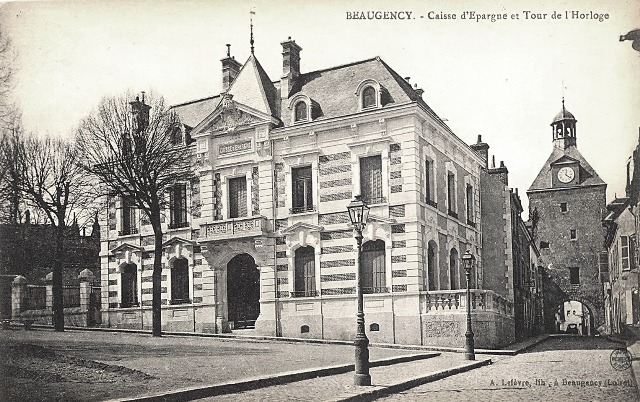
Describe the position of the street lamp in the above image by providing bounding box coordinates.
[620,29,640,52]
[462,250,476,360]
[347,195,371,386]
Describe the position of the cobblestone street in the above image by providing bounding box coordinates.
[379,336,638,401]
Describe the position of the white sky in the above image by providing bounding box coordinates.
[1,0,639,213]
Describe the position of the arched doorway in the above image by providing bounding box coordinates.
[553,300,594,335]
[227,254,260,329]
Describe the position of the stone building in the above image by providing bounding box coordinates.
[602,128,640,333]
[527,101,607,333]
[472,137,544,341]
[100,38,518,348]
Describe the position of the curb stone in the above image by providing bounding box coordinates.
[330,359,492,402]
[106,353,440,402]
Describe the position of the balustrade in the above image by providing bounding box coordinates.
[424,289,513,317]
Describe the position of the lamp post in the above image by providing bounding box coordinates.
[462,250,476,360]
[347,195,371,386]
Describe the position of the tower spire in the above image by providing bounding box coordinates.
[250,9,255,55]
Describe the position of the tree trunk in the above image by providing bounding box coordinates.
[52,218,65,331]
[150,206,163,337]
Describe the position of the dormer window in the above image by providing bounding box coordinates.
[362,86,376,108]
[356,79,384,111]
[294,101,308,122]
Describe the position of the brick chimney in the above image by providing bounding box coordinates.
[470,135,490,169]
[221,44,242,92]
[489,157,509,186]
[280,37,302,98]
[129,93,151,134]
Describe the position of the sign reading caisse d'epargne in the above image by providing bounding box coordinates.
[219,139,252,155]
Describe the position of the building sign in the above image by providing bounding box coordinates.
[219,139,252,155]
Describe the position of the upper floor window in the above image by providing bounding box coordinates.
[294,101,308,122]
[569,267,580,285]
[447,172,457,218]
[228,176,247,219]
[362,86,377,108]
[466,184,475,226]
[360,155,384,204]
[621,236,635,270]
[292,166,313,213]
[169,183,188,229]
[171,258,190,304]
[425,158,436,207]
[293,246,316,297]
[560,202,568,213]
[121,263,138,308]
[570,229,577,240]
[121,196,137,235]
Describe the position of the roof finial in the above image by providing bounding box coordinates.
[226,44,231,57]
[250,8,255,55]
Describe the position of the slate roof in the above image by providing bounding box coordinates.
[171,95,221,128]
[279,57,423,126]
[170,53,430,130]
[228,54,278,116]
[527,146,606,192]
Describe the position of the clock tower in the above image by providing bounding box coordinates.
[527,100,606,334]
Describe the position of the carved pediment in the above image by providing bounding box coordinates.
[111,243,144,254]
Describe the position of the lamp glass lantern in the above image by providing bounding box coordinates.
[462,251,476,275]
[347,195,370,233]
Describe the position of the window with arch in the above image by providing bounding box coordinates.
[171,258,190,304]
[362,86,377,108]
[449,248,459,290]
[362,240,386,293]
[121,263,138,308]
[294,246,316,297]
[294,101,308,122]
[427,240,437,291]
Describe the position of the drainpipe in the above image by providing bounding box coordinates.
[271,140,281,337]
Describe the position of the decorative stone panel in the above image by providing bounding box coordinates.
[319,152,352,203]
[251,166,259,216]
[274,163,285,208]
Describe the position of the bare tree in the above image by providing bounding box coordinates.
[12,131,93,331]
[0,27,16,128]
[76,92,193,337]
[0,124,22,224]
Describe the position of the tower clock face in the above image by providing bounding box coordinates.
[557,166,575,183]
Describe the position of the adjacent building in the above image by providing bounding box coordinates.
[602,129,640,334]
[527,101,607,334]
[99,38,539,348]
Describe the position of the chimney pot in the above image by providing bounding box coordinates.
[405,77,411,82]
[477,135,482,143]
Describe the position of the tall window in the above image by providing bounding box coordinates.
[447,172,457,218]
[228,176,247,218]
[169,183,188,228]
[425,159,435,207]
[427,240,437,291]
[294,101,307,122]
[569,267,580,285]
[362,240,386,293]
[362,86,376,108]
[449,248,459,290]
[292,166,313,213]
[294,246,316,297]
[171,258,190,304]
[360,155,383,204]
[121,263,138,308]
[560,202,568,212]
[466,184,474,226]
[121,196,137,235]
[622,236,631,270]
